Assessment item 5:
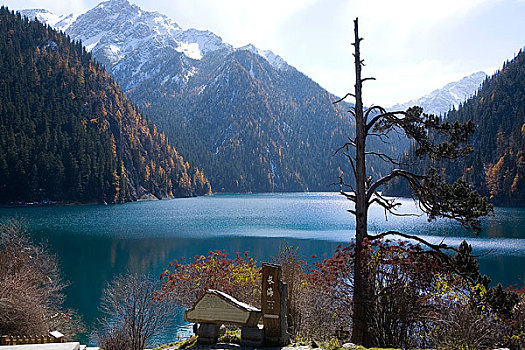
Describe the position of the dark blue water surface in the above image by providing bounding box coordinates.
[1,193,524,345]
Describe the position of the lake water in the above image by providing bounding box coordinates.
[1,192,524,345]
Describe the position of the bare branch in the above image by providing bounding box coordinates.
[343,152,357,179]
[333,136,357,156]
[366,110,408,132]
[365,151,407,166]
[367,192,419,218]
[367,230,460,254]
[368,197,399,211]
[364,105,387,121]
[341,191,357,203]
[333,142,353,157]
[338,176,356,194]
[333,93,356,104]
[367,132,391,144]
[361,77,376,83]
[366,169,425,201]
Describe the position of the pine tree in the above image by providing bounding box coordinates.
[337,18,492,346]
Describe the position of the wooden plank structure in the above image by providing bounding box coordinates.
[1,331,65,345]
[185,290,262,345]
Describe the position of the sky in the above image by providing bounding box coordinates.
[1,0,525,106]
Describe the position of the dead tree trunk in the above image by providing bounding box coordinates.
[333,15,491,349]
[350,18,374,347]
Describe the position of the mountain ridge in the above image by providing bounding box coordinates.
[391,71,487,116]
[21,0,369,192]
[20,0,292,90]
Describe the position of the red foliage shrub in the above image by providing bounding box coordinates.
[157,250,260,308]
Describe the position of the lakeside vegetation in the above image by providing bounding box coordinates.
[2,219,524,349]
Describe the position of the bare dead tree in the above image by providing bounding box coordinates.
[97,273,176,350]
[336,18,492,346]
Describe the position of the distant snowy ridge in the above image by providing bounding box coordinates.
[19,9,79,32]
[391,71,487,116]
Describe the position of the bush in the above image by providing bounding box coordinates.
[273,244,310,338]
[218,329,241,344]
[97,273,175,350]
[430,304,503,350]
[0,220,83,337]
[304,245,354,340]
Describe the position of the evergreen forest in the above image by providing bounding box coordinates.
[391,50,525,206]
[0,7,211,204]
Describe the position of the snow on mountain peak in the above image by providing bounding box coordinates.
[175,28,233,60]
[61,0,237,66]
[64,0,184,65]
[19,0,291,93]
[238,44,289,71]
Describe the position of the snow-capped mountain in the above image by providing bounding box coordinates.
[21,0,286,91]
[16,0,394,193]
[67,0,232,60]
[391,71,487,116]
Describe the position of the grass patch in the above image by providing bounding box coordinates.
[152,336,198,349]
[218,329,241,344]
[344,347,401,350]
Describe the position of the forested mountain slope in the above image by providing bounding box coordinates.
[24,0,395,193]
[394,49,525,205]
[0,7,210,204]
[138,49,361,192]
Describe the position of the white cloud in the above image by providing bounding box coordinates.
[149,0,318,49]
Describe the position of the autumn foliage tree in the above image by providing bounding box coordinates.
[335,18,493,346]
[157,250,261,308]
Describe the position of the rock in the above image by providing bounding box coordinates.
[342,343,356,348]
[196,322,221,344]
[137,193,159,201]
[219,324,226,337]
[241,325,264,347]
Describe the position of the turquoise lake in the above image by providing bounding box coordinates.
[1,192,524,345]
